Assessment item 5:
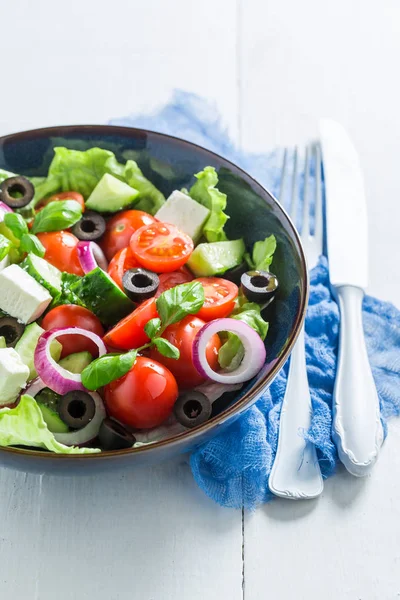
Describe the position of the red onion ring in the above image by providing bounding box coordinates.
[34,327,107,395]
[192,318,266,384]
[77,241,108,274]
[0,201,13,222]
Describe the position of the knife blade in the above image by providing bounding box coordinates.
[320,119,383,477]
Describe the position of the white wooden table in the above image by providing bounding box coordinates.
[1,1,400,598]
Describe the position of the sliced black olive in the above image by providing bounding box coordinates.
[240,270,279,303]
[0,176,34,209]
[0,316,25,347]
[173,391,212,429]
[223,262,249,286]
[58,391,96,430]
[71,210,106,241]
[122,268,159,302]
[98,418,136,450]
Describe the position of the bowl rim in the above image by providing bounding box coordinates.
[0,123,309,460]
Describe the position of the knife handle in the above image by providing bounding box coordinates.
[332,284,384,476]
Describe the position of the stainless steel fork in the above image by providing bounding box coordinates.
[269,144,324,500]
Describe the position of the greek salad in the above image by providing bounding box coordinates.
[0,147,277,454]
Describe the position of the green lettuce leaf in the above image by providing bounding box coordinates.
[245,234,276,271]
[121,160,165,215]
[0,395,99,454]
[0,169,15,184]
[189,166,228,242]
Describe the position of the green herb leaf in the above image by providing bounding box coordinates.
[0,234,12,261]
[144,318,162,339]
[50,272,85,309]
[19,233,46,257]
[152,338,180,359]
[4,212,28,240]
[189,166,228,242]
[156,281,205,328]
[81,350,137,391]
[245,234,276,271]
[31,200,82,234]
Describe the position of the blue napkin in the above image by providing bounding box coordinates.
[111,91,400,509]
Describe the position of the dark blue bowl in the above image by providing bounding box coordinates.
[0,125,308,474]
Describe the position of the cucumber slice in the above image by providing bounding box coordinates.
[15,322,62,380]
[20,253,62,297]
[0,336,5,348]
[85,174,139,213]
[59,351,92,374]
[38,403,69,434]
[71,267,134,325]
[187,239,246,277]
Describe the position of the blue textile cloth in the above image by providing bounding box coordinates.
[111,91,400,509]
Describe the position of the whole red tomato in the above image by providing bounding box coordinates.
[156,267,194,297]
[150,315,221,389]
[100,210,156,261]
[36,231,83,275]
[104,356,178,429]
[42,305,104,358]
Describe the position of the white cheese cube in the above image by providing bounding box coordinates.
[155,190,210,242]
[0,348,29,406]
[0,264,52,324]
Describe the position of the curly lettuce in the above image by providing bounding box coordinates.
[189,166,228,242]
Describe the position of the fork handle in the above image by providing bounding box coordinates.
[332,285,384,476]
[269,326,324,499]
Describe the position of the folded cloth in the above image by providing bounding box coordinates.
[111,91,400,509]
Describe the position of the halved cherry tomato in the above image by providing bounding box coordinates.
[42,305,104,358]
[130,222,194,273]
[36,231,83,275]
[103,298,158,351]
[156,267,194,297]
[36,191,85,212]
[100,210,156,262]
[150,315,221,389]
[104,356,178,429]
[108,247,140,290]
[195,277,238,321]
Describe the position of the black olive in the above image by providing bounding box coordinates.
[122,268,159,302]
[58,391,96,430]
[240,270,279,303]
[71,210,106,241]
[98,418,136,450]
[173,391,212,429]
[0,316,25,347]
[223,262,249,286]
[0,176,34,209]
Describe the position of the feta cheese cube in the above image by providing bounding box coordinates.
[0,264,52,324]
[155,190,210,242]
[0,348,29,406]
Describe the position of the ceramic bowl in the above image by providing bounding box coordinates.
[0,125,308,474]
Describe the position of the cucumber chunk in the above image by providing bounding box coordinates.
[59,351,92,374]
[38,403,69,434]
[85,174,139,213]
[21,253,62,297]
[15,322,62,380]
[187,239,246,277]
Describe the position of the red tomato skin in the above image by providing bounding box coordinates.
[104,356,178,429]
[195,277,238,321]
[150,316,221,389]
[103,298,158,351]
[156,267,194,297]
[36,231,83,275]
[130,222,194,273]
[107,247,140,290]
[100,210,156,262]
[41,305,104,358]
[36,191,85,212]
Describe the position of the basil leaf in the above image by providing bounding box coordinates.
[152,338,180,360]
[31,200,82,234]
[0,234,12,261]
[4,212,28,240]
[19,233,45,257]
[81,350,137,391]
[156,281,205,328]
[144,318,161,339]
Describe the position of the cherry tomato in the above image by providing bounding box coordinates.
[36,191,85,212]
[36,231,83,275]
[104,356,178,429]
[156,267,194,297]
[130,222,194,273]
[108,247,140,290]
[195,277,238,321]
[42,305,104,358]
[103,298,158,351]
[150,316,221,389]
[100,210,156,262]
